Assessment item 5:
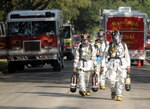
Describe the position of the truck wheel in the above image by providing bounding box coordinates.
[141,60,144,66]
[17,63,24,71]
[53,63,61,71]
[67,54,73,60]
[8,62,17,73]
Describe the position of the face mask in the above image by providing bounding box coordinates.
[82,39,88,47]
[112,34,122,44]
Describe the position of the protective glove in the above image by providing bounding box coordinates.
[73,67,77,73]
[126,67,130,74]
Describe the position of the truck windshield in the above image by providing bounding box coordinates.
[7,21,56,36]
[74,36,81,42]
[63,26,71,38]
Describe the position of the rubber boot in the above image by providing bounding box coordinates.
[85,91,91,96]
[79,90,86,96]
[117,96,123,101]
[100,85,106,90]
[111,92,116,99]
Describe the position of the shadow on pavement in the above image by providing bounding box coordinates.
[16,91,112,101]
[0,61,73,84]
[130,98,150,101]
[0,106,78,109]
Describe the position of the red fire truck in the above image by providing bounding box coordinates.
[5,9,64,73]
[100,7,149,66]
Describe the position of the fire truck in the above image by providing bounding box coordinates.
[5,9,64,73]
[100,7,149,66]
[62,23,74,60]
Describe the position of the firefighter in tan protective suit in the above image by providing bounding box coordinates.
[95,30,108,90]
[73,34,97,96]
[101,30,131,101]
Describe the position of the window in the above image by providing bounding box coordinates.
[7,21,56,36]
[63,26,71,38]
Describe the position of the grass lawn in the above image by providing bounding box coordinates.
[0,59,8,66]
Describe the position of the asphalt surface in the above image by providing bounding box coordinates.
[0,60,149,109]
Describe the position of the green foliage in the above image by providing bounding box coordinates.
[0,59,7,66]
[46,0,91,23]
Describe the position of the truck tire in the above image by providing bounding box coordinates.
[67,54,73,60]
[53,63,61,71]
[8,62,17,73]
[141,60,144,66]
[17,62,25,71]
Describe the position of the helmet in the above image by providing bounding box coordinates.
[97,30,105,41]
[81,34,90,40]
[111,30,122,44]
[81,34,90,46]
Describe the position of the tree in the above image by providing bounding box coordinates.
[0,0,13,21]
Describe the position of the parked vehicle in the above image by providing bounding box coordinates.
[63,23,74,60]
[4,9,64,73]
[100,7,149,66]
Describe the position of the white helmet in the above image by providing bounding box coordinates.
[81,34,90,46]
[97,30,105,41]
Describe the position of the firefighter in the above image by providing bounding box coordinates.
[96,30,108,90]
[73,34,97,96]
[101,30,131,101]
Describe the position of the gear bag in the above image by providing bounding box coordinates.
[91,72,99,92]
[125,74,131,91]
[70,72,79,93]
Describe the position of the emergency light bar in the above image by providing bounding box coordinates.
[118,7,131,13]
[10,12,55,19]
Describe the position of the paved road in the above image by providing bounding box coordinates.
[0,60,149,109]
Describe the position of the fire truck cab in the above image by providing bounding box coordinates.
[6,9,64,73]
[100,7,149,66]
[62,23,74,60]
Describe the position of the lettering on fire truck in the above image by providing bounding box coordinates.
[100,7,149,66]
